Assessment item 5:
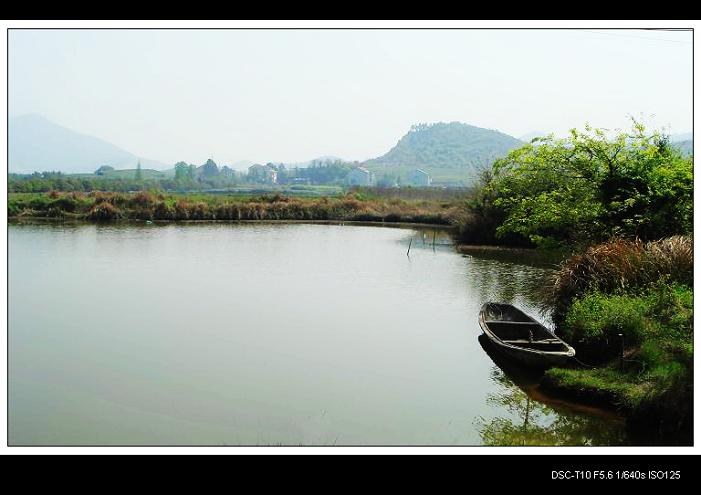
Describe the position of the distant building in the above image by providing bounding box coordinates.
[248,163,278,184]
[267,169,278,184]
[348,167,374,186]
[410,169,431,187]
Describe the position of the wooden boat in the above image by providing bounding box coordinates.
[478,302,575,368]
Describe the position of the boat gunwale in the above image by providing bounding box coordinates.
[478,303,575,358]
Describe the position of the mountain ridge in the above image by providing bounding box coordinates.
[363,121,524,184]
[9,114,167,174]
[367,122,523,165]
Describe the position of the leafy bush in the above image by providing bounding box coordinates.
[484,123,692,247]
[561,280,692,359]
[564,292,649,361]
[49,196,80,212]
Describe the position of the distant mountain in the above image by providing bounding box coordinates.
[673,140,693,157]
[667,132,692,156]
[364,122,523,183]
[285,155,347,168]
[230,160,256,171]
[670,132,692,142]
[9,114,167,174]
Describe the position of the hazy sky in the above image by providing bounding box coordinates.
[9,29,693,167]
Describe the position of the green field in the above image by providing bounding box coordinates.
[94,168,173,179]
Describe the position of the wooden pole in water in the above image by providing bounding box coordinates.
[432,231,436,251]
[407,238,412,256]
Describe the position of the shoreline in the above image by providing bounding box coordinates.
[8,215,457,231]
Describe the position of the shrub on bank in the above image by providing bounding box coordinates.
[87,201,122,220]
[128,191,157,209]
[154,201,175,220]
[561,281,692,361]
[564,292,649,362]
[49,196,80,212]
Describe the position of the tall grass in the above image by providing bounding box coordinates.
[87,201,122,220]
[8,191,462,226]
[546,236,692,315]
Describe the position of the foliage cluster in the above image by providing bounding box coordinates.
[457,123,693,248]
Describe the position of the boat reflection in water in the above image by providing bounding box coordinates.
[475,335,628,446]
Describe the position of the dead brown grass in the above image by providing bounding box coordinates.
[546,236,693,314]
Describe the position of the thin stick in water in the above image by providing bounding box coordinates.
[407,238,413,256]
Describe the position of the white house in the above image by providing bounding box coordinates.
[248,164,278,184]
[410,169,431,187]
[348,167,374,186]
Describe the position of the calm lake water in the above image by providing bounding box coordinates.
[9,222,627,445]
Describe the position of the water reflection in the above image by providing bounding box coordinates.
[9,222,628,445]
[475,335,628,446]
[457,245,564,268]
[460,252,555,325]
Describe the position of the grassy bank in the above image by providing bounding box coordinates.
[540,237,693,444]
[8,191,462,226]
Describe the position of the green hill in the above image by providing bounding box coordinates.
[364,122,523,185]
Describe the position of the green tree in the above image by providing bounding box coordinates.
[174,161,191,181]
[135,160,143,181]
[486,122,692,247]
[95,165,114,176]
[200,159,219,177]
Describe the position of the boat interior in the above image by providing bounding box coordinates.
[483,321,569,354]
[484,321,554,341]
[481,303,534,323]
[481,303,571,352]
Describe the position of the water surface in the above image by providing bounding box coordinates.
[9,222,626,445]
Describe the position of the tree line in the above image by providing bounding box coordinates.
[8,158,368,192]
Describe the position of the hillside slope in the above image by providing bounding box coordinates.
[9,114,166,174]
[364,122,523,184]
[673,140,693,157]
